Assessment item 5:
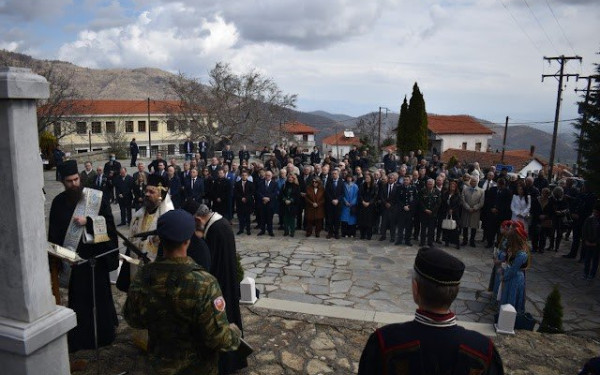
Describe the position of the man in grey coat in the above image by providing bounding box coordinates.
[461,175,485,247]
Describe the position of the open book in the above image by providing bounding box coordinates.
[48,243,83,263]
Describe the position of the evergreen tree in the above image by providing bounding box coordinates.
[407,82,429,153]
[574,57,600,191]
[538,285,564,334]
[396,96,410,156]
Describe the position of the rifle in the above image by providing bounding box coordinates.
[115,230,151,264]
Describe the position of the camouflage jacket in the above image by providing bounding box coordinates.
[123,256,241,375]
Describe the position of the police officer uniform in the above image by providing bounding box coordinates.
[358,248,504,375]
[395,183,417,246]
[419,187,441,247]
[123,210,241,375]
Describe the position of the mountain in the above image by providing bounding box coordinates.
[308,110,354,123]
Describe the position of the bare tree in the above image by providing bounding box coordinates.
[168,62,296,153]
[0,52,88,139]
[355,112,379,145]
[101,118,129,158]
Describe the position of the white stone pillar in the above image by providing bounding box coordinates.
[0,67,76,374]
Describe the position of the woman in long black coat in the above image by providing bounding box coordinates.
[358,173,378,240]
[440,179,462,249]
[281,174,300,237]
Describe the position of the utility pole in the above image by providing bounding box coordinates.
[541,55,581,181]
[574,75,600,170]
[377,106,390,152]
[500,116,509,164]
[147,97,152,158]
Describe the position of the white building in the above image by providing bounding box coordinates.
[322,130,360,159]
[281,121,317,152]
[427,114,494,155]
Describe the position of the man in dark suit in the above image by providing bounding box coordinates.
[93,166,110,203]
[208,157,222,179]
[103,153,121,203]
[80,161,97,189]
[479,171,498,247]
[379,173,398,242]
[256,170,278,236]
[154,160,168,178]
[325,169,345,239]
[184,168,204,203]
[198,138,208,163]
[297,165,314,230]
[113,167,134,225]
[234,169,255,235]
[132,162,149,182]
[238,145,250,164]
[183,137,195,161]
[212,169,232,220]
[222,144,234,169]
[129,138,139,167]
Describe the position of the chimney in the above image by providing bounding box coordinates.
[530,145,535,157]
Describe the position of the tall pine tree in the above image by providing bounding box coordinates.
[396,96,409,156]
[574,57,600,191]
[407,82,429,153]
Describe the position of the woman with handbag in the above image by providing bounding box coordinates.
[340,174,359,238]
[357,173,378,240]
[440,180,462,249]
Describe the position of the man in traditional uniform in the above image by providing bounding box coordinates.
[48,160,118,353]
[123,209,241,375]
[419,178,441,247]
[395,175,417,246]
[195,204,248,374]
[358,247,504,375]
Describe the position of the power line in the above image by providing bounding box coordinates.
[544,0,577,55]
[522,0,559,54]
[498,0,542,55]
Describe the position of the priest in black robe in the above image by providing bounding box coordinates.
[195,204,247,374]
[48,160,119,352]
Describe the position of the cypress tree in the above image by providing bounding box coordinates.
[407,82,429,153]
[573,57,600,191]
[396,96,409,156]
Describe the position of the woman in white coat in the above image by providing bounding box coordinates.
[511,183,531,226]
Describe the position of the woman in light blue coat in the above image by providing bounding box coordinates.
[498,228,530,313]
[341,174,359,237]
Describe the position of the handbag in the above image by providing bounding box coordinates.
[442,215,457,230]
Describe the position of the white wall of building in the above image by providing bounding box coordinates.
[518,159,544,177]
[322,143,351,159]
[439,134,491,153]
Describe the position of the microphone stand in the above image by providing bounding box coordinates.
[76,246,128,375]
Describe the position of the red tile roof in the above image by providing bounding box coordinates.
[322,131,361,146]
[42,99,187,116]
[428,115,494,135]
[282,121,317,134]
[441,149,546,169]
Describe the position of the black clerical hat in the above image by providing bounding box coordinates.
[147,174,166,188]
[414,247,465,286]
[58,160,78,179]
[157,209,195,243]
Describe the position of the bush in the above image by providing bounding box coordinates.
[447,155,458,169]
[39,131,57,170]
[236,253,245,283]
[538,285,564,333]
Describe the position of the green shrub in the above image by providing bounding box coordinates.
[39,131,57,170]
[538,285,564,334]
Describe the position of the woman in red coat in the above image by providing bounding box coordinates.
[305,177,325,237]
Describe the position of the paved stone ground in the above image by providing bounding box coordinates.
[42,160,600,374]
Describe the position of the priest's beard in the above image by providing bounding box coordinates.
[65,185,84,206]
[143,196,160,213]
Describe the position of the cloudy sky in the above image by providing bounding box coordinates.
[1,0,598,131]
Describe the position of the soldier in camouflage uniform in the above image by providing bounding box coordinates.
[124,209,241,375]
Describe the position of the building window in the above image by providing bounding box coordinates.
[53,122,62,137]
[475,142,482,152]
[461,142,467,150]
[167,144,176,155]
[166,120,175,132]
[150,120,158,132]
[91,121,102,134]
[302,134,309,141]
[139,146,147,158]
[76,121,87,134]
[138,121,146,132]
[106,121,116,133]
[125,121,134,133]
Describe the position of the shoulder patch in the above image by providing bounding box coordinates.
[213,296,226,312]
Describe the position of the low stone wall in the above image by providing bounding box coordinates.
[67,150,110,165]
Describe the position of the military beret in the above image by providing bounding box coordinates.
[157,209,195,243]
[414,247,465,286]
[58,160,78,179]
